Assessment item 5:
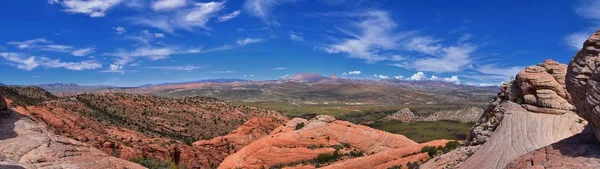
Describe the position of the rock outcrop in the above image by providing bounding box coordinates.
[420,107,484,123]
[218,115,452,169]
[457,59,587,169]
[566,30,600,142]
[0,93,144,169]
[192,117,286,157]
[506,30,600,169]
[513,59,575,114]
[383,108,417,122]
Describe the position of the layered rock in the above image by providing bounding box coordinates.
[218,115,450,169]
[505,30,600,169]
[383,108,417,122]
[456,59,587,169]
[0,93,144,169]
[192,117,286,157]
[513,59,575,114]
[566,30,600,142]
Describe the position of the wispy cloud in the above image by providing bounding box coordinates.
[373,74,389,79]
[130,1,226,33]
[322,10,409,63]
[564,31,591,50]
[152,0,187,11]
[217,10,241,22]
[7,38,51,49]
[237,38,263,46]
[145,65,203,71]
[212,70,236,73]
[243,0,294,26]
[49,0,123,17]
[113,26,126,35]
[72,47,95,56]
[272,67,287,70]
[0,52,101,71]
[290,31,304,42]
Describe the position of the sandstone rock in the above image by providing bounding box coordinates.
[383,108,416,122]
[420,145,481,169]
[193,117,286,156]
[507,127,600,169]
[459,102,586,169]
[0,109,144,169]
[566,30,600,142]
[513,60,575,114]
[218,115,423,168]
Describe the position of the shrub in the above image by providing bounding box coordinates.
[316,153,334,164]
[295,122,305,130]
[420,146,438,156]
[388,165,403,169]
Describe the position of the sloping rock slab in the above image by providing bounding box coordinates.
[459,102,586,169]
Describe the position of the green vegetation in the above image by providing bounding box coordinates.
[237,102,472,118]
[295,122,305,130]
[130,157,178,169]
[373,121,473,143]
[388,165,403,169]
[406,162,420,169]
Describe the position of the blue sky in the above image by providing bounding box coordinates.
[0,0,597,86]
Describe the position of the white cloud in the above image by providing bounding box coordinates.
[400,45,477,73]
[113,26,126,35]
[475,64,523,82]
[323,11,406,63]
[290,32,304,42]
[443,76,460,84]
[178,1,225,30]
[50,0,123,17]
[104,64,125,73]
[42,44,73,52]
[217,10,241,22]
[404,36,441,55]
[0,52,101,71]
[72,47,95,56]
[564,31,590,50]
[457,33,473,43]
[237,38,263,46]
[279,74,290,79]
[152,0,187,11]
[7,38,52,49]
[374,74,389,79]
[272,67,287,70]
[212,70,236,73]
[394,75,404,80]
[0,52,40,70]
[342,70,361,75]
[145,65,202,71]
[409,72,427,81]
[243,0,292,26]
[41,57,102,70]
[130,1,225,33]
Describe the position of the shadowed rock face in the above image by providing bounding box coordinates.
[566,30,600,142]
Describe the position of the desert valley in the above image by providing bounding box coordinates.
[2,0,599,169]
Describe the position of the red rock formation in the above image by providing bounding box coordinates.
[218,115,452,169]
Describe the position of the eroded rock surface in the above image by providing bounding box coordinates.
[218,115,449,169]
[566,30,600,142]
[420,107,483,123]
[0,94,144,169]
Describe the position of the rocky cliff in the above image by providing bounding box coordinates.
[0,92,144,169]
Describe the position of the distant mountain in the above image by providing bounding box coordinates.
[141,78,249,87]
